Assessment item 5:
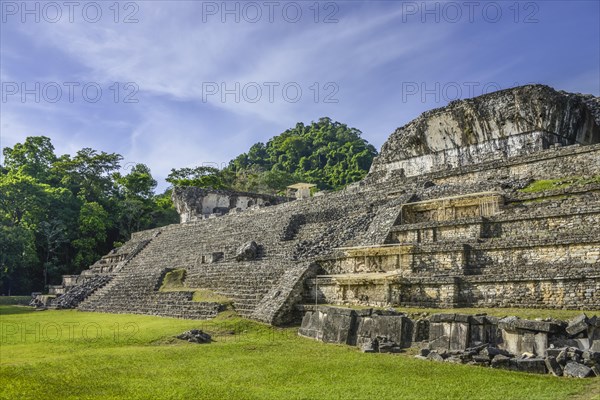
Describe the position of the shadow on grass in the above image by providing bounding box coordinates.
[0,305,37,315]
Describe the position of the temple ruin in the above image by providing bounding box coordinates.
[48,85,599,330]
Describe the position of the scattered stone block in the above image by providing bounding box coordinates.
[588,319,600,343]
[298,306,357,345]
[550,337,581,349]
[356,313,411,348]
[567,349,583,363]
[429,335,450,352]
[563,362,593,378]
[176,329,211,344]
[499,317,557,333]
[572,338,590,351]
[582,350,600,366]
[491,354,511,369]
[480,346,508,358]
[427,351,445,362]
[361,339,377,353]
[510,358,547,374]
[466,343,487,353]
[546,347,567,358]
[545,356,563,376]
[566,314,589,337]
[235,241,259,261]
[472,355,491,365]
[430,313,457,323]
[377,337,402,353]
[557,349,568,365]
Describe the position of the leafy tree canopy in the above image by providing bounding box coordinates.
[170,117,377,194]
[0,137,178,294]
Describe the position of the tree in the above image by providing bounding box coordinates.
[1,137,179,293]
[38,219,68,288]
[258,170,297,195]
[0,171,50,227]
[249,117,377,191]
[53,148,122,202]
[166,166,227,188]
[247,143,268,168]
[170,117,377,194]
[0,222,38,295]
[72,202,109,268]
[2,136,57,182]
[150,190,180,228]
[114,163,157,200]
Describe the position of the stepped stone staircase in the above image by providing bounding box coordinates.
[74,194,376,323]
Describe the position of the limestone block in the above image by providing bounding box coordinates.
[566,314,589,336]
[429,336,450,352]
[449,322,470,351]
[355,313,411,348]
[499,330,522,356]
[498,317,557,333]
[427,351,445,362]
[509,358,547,374]
[545,356,564,376]
[299,307,359,345]
[490,354,511,369]
[563,362,593,378]
[235,241,259,261]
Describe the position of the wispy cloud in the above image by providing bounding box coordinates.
[1,0,598,189]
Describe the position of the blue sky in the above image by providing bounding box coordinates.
[1,0,599,191]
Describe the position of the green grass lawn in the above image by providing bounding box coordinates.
[1,305,598,400]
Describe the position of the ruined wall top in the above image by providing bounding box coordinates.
[368,85,600,179]
[172,186,291,223]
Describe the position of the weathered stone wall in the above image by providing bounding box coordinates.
[374,132,573,179]
[172,186,290,223]
[369,85,600,181]
[307,161,600,310]
[310,272,600,310]
[298,305,413,347]
[461,278,600,309]
[467,241,600,271]
[392,220,483,243]
[306,276,461,308]
[431,144,600,187]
